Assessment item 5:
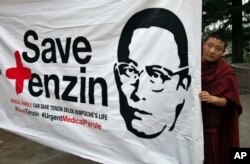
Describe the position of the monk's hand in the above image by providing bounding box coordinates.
[199,91,213,103]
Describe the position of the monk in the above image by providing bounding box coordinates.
[199,31,242,164]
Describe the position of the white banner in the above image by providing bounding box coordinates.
[0,0,203,163]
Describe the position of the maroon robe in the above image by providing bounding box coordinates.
[201,58,242,164]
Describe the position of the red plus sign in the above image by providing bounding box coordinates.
[6,51,32,94]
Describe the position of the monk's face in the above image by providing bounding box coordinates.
[202,37,226,62]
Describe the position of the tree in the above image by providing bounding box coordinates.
[203,0,250,63]
[232,0,244,63]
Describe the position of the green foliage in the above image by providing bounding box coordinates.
[202,0,232,31]
[203,0,250,31]
[203,0,250,63]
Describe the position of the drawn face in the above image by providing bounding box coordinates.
[202,37,226,62]
[114,27,189,138]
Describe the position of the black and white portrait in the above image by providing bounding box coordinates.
[114,8,191,139]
